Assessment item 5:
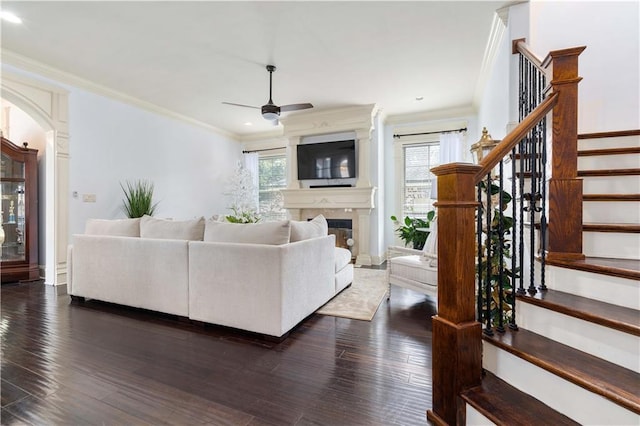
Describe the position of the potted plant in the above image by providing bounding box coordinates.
[391,210,436,250]
[121,179,159,218]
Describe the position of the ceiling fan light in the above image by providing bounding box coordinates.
[262,111,280,121]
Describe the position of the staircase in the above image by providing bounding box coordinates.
[461,131,640,425]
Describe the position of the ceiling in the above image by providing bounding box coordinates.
[1,1,513,139]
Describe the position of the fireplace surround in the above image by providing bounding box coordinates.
[280,104,379,265]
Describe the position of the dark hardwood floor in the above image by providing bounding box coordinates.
[1,275,436,425]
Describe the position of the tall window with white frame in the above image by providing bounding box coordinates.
[402,142,439,219]
[258,154,287,221]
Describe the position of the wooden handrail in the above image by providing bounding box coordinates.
[513,38,544,71]
[474,92,559,183]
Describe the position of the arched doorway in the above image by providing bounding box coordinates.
[1,71,69,292]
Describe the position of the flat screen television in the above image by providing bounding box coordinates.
[297,140,356,180]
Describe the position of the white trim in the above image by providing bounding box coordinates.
[473,8,509,109]
[1,72,68,292]
[2,50,238,141]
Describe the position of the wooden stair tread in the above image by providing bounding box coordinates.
[578,147,640,156]
[517,289,640,336]
[578,168,640,177]
[545,256,640,281]
[461,371,579,426]
[484,328,640,414]
[584,194,640,201]
[583,223,640,233]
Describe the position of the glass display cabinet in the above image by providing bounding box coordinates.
[1,136,39,283]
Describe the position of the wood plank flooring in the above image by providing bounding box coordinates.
[1,276,436,425]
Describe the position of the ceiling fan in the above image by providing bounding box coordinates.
[223,65,313,122]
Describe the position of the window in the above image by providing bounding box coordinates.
[402,142,439,219]
[258,154,287,221]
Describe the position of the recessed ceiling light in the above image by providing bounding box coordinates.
[244,122,253,126]
[1,11,22,24]
[415,96,424,101]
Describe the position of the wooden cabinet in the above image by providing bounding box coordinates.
[1,137,39,283]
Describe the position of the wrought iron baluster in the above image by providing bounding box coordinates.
[484,173,494,336]
[497,162,505,333]
[477,184,483,323]
[517,139,526,296]
[510,145,519,330]
[539,116,548,291]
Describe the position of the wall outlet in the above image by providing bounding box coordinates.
[82,194,96,203]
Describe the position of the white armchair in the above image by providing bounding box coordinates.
[387,216,438,301]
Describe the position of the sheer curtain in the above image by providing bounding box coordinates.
[243,152,259,212]
[439,131,466,164]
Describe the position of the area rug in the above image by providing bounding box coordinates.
[316,268,388,321]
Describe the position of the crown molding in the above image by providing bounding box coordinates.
[472,7,509,109]
[1,50,239,141]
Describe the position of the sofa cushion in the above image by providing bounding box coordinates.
[335,247,352,273]
[140,215,205,241]
[421,216,438,266]
[290,214,328,242]
[204,219,291,245]
[85,218,141,237]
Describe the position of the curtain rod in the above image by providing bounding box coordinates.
[242,147,285,154]
[393,127,467,139]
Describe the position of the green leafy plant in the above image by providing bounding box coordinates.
[391,210,436,250]
[477,180,519,328]
[225,207,260,224]
[120,179,159,218]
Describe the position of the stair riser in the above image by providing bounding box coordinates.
[483,343,638,425]
[578,135,640,150]
[583,231,640,260]
[542,264,640,310]
[578,153,640,170]
[583,175,640,194]
[584,201,640,224]
[465,405,495,425]
[516,302,640,371]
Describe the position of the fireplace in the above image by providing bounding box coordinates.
[325,219,353,254]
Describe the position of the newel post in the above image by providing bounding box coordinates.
[427,163,482,426]
[544,46,586,261]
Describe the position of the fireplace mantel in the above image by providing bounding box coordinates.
[281,186,376,210]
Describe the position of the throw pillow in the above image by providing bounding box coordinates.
[204,219,291,245]
[290,214,328,242]
[140,215,205,241]
[85,218,141,237]
[422,216,438,266]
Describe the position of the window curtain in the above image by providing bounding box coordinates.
[243,152,259,212]
[439,131,466,164]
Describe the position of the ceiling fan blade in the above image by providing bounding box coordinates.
[222,101,260,110]
[280,103,313,112]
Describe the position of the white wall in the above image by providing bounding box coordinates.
[529,1,640,132]
[3,64,241,242]
[68,89,241,235]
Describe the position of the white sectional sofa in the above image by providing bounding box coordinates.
[68,214,354,338]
